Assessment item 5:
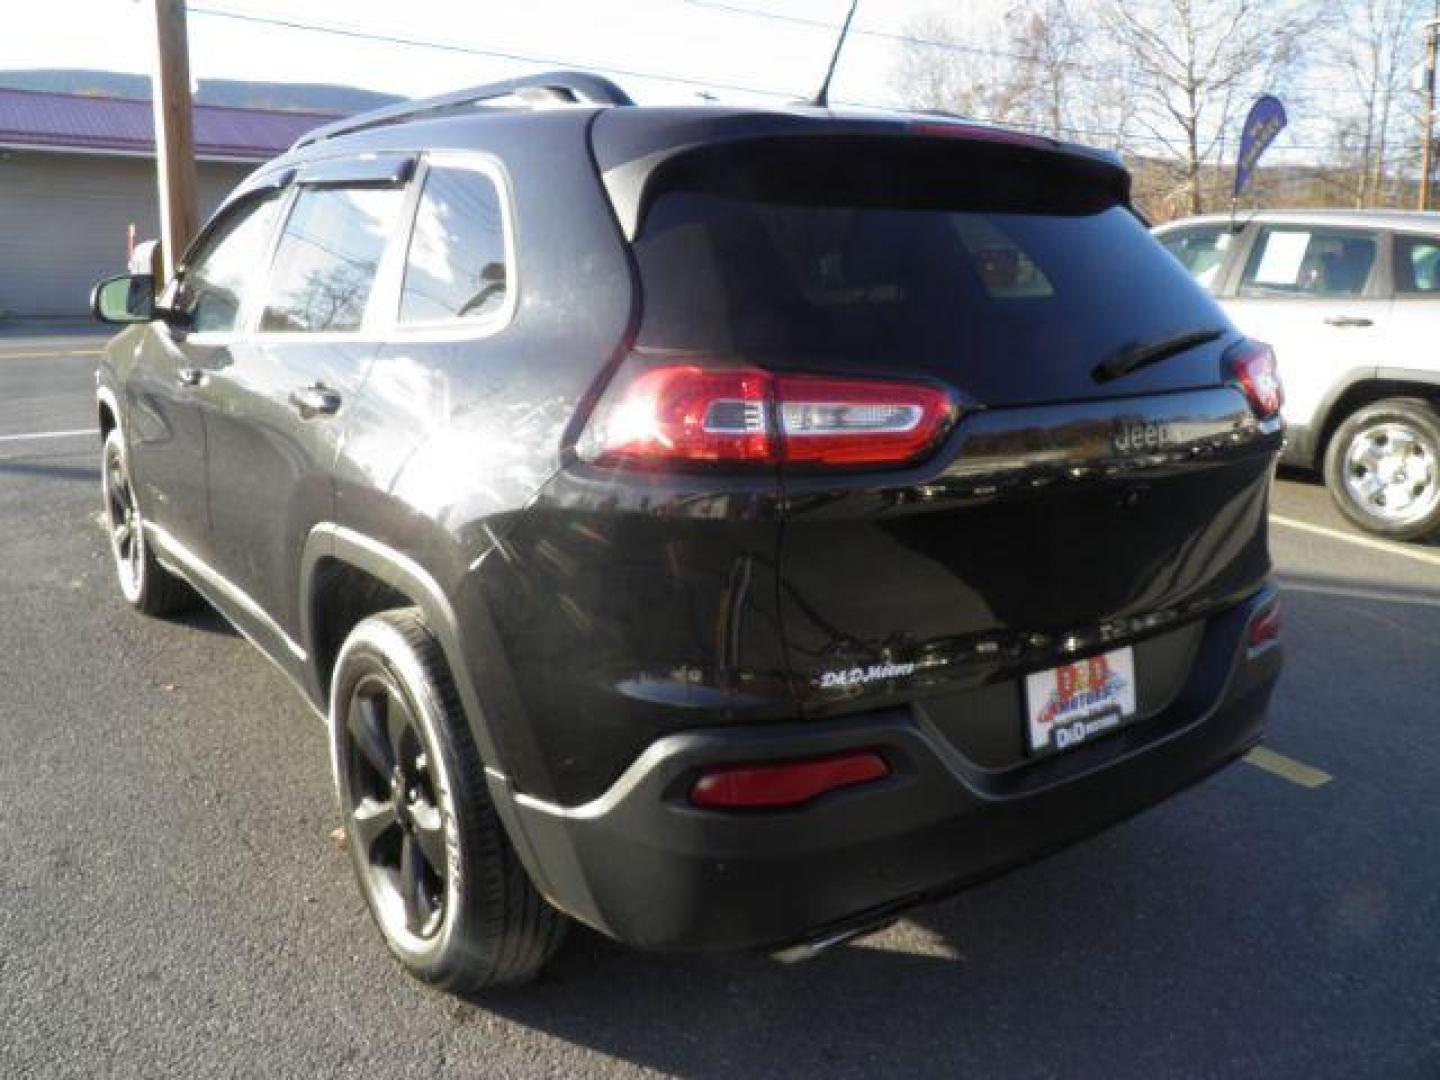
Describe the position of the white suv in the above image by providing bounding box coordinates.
[1155,209,1440,539]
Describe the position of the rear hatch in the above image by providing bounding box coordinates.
[596,115,1282,765]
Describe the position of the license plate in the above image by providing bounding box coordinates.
[1024,647,1137,757]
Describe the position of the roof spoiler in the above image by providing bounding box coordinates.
[591,112,1132,240]
[292,70,633,151]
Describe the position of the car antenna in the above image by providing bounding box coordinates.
[812,0,860,108]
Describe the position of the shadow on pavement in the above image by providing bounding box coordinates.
[462,807,1347,1078]
[450,577,1440,1077]
[171,603,239,638]
[0,459,97,482]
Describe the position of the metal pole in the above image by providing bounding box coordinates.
[149,0,199,279]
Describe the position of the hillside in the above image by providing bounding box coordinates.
[0,68,402,114]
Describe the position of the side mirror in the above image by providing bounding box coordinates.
[90,273,155,325]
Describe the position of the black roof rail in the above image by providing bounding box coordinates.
[292,70,633,150]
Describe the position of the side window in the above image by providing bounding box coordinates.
[399,164,510,324]
[1158,226,1235,292]
[259,185,405,334]
[1239,227,1378,298]
[177,195,281,334]
[1394,235,1440,295]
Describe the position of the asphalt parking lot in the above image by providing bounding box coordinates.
[2,329,1437,1079]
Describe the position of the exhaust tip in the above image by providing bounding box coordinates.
[770,918,898,964]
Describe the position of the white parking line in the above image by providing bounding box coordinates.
[1244,746,1333,789]
[0,428,97,444]
[0,349,103,361]
[1270,514,1440,569]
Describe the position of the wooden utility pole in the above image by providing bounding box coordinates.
[149,0,199,279]
[1422,13,1439,211]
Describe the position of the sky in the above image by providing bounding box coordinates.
[1,0,1359,171]
[2,0,989,109]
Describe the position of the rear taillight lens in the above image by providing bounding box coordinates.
[775,375,955,466]
[577,356,960,470]
[1249,603,1281,650]
[577,364,775,466]
[1226,340,1283,419]
[690,751,890,809]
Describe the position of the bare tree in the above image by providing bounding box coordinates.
[888,2,1132,150]
[1104,0,1322,215]
[1005,0,1089,139]
[1328,0,1425,206]
[889,13,1029,123]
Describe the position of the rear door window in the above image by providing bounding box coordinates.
[399,162,511,325]
[1394,234,1440,295]
[1158,225,1235,292]
[259,185,405,334]
[1238,227,1378,298]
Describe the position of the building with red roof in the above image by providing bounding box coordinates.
[0,87,333,316]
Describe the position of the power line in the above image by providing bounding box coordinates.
[188,5,804,101]
[679,0,1420,101]
[682,0,1139,78]
[183,5,1425,158]
[185,7,1154,145]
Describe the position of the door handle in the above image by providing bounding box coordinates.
[1324,316,1374,328]
[288,384,342,419]
[177,367,207,388]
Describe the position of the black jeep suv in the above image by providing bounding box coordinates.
[92,72,1284,992]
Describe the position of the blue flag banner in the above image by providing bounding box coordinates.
[1234,95,1288,199]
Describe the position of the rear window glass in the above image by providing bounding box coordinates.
[1159,226,1235,291]
[631,173,1225,402]
[400,165,510,324]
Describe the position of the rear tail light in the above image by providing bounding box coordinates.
[577,356,960,470]
[1249,603,1281,651]
[1226,340,1283,419]
[690,750,890,809]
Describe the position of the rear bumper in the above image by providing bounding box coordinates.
[494,588,1282,952]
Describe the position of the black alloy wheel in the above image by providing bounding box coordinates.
[342,670,450,941]
[330,610,566,990]
[100,427,195,615]
[102,430,145,602]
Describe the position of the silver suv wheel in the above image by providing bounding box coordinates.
[1325,397,1440,541]
[1341,421,1440,526]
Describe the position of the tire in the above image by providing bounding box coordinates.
[100,427,196,615]
[1323,398,1440,541]
[329,609,566,992]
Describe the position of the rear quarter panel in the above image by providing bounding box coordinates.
[327,112,786,805]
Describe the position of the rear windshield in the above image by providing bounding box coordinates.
[630,140,1229,403]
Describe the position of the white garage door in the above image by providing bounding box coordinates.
[0,151,248,317]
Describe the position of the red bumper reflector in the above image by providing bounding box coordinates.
[1249,603,1281,649]
[690,751,890,809]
